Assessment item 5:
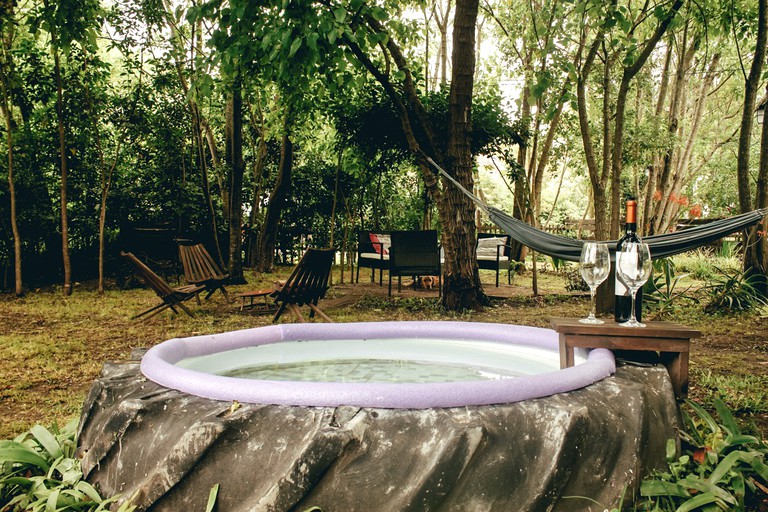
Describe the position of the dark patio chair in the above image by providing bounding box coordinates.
[178,242,230,303]
[272,248,335,323]
[121,251,205,321]
[388,230,441,297]
[476,233,513,287]
[355,230,390,286]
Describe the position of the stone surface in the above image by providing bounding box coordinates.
[77,362,679,512]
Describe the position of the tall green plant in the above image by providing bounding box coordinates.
[703,267,768,314]
[0,420,135,511]
[639,399,768,511]
[644,258,698,317]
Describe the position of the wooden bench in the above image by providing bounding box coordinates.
[550,317,701,398]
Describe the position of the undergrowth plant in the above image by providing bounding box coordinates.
[672,250,740,281]
[703,268,768,314]
[644,258,698,317]
[0,420,135,511]
[693,370,768,417]
[639,399,768,511]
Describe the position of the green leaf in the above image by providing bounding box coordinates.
[205,483,219,512]
[46,487,60,512]
[370,7,387,21]
[333,7,346,22]
[666,438,677,461]
[0,442,51,471]
[75,481,103,503]
[714,399,740,435]
[675,491,724,512]
[289,38,302,57]
[307,32,319,50]
[640,479,690,498]
[708,451,746,484]
[29,425,63,460]
[685,400,720,436]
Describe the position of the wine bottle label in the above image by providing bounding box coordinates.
[615,272,629,295]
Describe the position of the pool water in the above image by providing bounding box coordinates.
[221,358,524,383]
[177,337,563,384]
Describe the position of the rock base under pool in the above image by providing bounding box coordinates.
[77,360,680,512]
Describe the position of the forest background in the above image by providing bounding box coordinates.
[1,0,767,309]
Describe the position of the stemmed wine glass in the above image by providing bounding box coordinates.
[616,242,652,327]
[579,242,611,324]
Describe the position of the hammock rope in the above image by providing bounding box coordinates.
[425,155,766,262]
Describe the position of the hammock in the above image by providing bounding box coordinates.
[427,156,766,262]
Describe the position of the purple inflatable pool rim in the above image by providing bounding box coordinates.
[140,321,616,409]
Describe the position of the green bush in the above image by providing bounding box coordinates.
[639,400,768,511]
[644,258,698,317]
[672,250,741,281]
[703,268,768,314]
[0,420,135,512]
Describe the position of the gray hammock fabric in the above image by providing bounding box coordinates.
[427,156,767,262]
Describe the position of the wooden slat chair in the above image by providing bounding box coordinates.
[178,243,230,303]
[121,251,205,320]
[271,248,335,323]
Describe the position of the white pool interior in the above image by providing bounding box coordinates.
[176,337,568,384]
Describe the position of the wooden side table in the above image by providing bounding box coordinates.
[550,317,701,398]
[237,289,274,311]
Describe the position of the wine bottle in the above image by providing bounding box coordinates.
[614,199,643,322]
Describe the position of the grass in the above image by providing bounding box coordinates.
[1,264,767,442]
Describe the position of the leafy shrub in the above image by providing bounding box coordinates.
[563,264,589,292]
[672,250,741,281]
[0,420,135,511]
[703,268,768,314]
[644,258,698,317]
[639,399,768,511]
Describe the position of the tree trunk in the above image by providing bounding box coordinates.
[246,98,267,268]
[258,129,293,273]
[509,48,533,263]
[656,52,719,234]
[226,77,246,283]
[49,27,72,296]
[0,37,21,296]
[742,0,768,281]
[440,0,485,310]
[642,39,673,232]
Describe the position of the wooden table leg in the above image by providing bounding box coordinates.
[663,350,689,398]
[559,334,574,369]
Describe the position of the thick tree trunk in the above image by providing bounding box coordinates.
[258,130,293,273]
[226,78,246,283]
[736,0,767,218]
[742,0,768,282]
[440,0,485,310]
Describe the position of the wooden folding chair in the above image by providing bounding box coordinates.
[271,248,335,323]
[178,243,230,303]
[121,251,205,320]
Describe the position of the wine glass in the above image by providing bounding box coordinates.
[579,242,611,324]
[616,242,652,327]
